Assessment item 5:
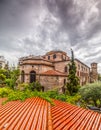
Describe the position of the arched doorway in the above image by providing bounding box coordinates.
[42,86,44,92]
[30,71,36,83]
[21,71,25,83]
[62,86,66,94]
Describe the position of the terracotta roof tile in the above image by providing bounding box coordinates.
[52,100,101,130]
[40,70,67,76]
[0,98,48,130]
[0,98,101,130]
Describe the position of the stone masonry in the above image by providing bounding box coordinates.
[18,50,98,91]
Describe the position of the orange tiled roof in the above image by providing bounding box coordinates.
[0,98,101,130]
[0,98,51,130]
[40,70,67,76]
[52,100,101,130]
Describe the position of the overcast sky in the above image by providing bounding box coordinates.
[0,0,101,72]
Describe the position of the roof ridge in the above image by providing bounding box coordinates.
[40,69,67,76]
[54,69,66,74]
[47,103,53,130]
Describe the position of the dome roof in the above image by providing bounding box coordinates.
[46,50,67,55]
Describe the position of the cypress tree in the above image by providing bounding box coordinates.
[66,49,80,95]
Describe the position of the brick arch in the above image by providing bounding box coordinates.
[30,70,36,83]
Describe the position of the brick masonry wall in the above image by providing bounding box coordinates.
[19,64,54,83]
[19,51,92,89]
[75,60,90,85]
[53,61,70,73]
[40,75,67,91]
[44,52,70,61]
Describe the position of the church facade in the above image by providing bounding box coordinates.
[18,50,98,91]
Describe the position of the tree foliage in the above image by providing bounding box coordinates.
[79,82,101,107]
[98,74,101,81]
[17,81,43,91]
[0,69,9,86]
[5,68,20,89]
[66,49,80,95]
[0,67,20,89]
[0,87,81,106]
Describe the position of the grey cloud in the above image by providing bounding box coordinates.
[0,0,41,36]
[85,50,101,58]
[0,37,25,53]
[45,0,86,43]
[0,0,101,72]
[45,0,101,45]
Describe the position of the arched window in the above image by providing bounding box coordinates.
[53,54,56,59]
[64,79,66,85]
[30,71,36,83]
[48,56,50,60]
[21,70,25,83]
[64,66,68,72]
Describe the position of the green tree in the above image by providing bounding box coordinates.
[0,69,9,86]
[79,82,101,107]
[0,62,10,79]
[98,74,101,81]
[66,49,80,95]
[4,61,9,70]
[6,68,20,89]
[0,74,6,84]
[29,81,43,91]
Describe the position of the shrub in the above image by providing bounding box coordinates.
[55,94,67,101]
[44,90,66,101]
[0,74,6,86]
[79,82,101,107]
[66,94,81,104]
[29,81,42,91]
[5,79,15,89]
[17,83,29,91]
[0,87,13,97]
[0,87,54,105]
[0,87,81,106]
[45,90,58,98]
[8,90,31,101]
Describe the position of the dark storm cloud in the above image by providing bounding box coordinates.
[45,0,85,44]
[45,0,101,44]
[44,0,101,73]
[0,0,101,72]
[0,0,42,60]
[0,0,40,36]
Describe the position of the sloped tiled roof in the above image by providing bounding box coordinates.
[40,70,67,76]
[0,98,101,130]
[52,100,101,130]
[0,98,51,130]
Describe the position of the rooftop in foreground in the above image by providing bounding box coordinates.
[0,98,101,130]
